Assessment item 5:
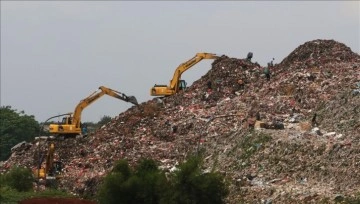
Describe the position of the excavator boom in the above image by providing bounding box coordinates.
[49,86,138,137]
[150,52,219,96]
[100,86,138,106]
[33,143,61,181]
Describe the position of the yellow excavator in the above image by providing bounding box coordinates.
[48,86,138,137]
[150,52,220,96]
[33,143,62,181]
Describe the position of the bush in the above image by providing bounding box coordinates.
[134,159,168,204]
[2,166,33,192]
[0,187,73,203]
[97,159,168,204]
[166,155,229,204]
[0,186,27,203]
[98,156,229,204]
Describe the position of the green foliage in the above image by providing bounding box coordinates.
[0,173,5,187]
[340,192,360,204]
[134,159,168,204]
[98,156,229,204]
[0,106,40,161]
[98,159,168,204]
[0,186,74,203]
[0,186,28,203]
[1,166,33,192]
[112,159,131,178]
[0,165,74,203]
[167,155,229,204]
[97,115,112,127]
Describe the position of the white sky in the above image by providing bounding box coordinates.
[1,1,359,123]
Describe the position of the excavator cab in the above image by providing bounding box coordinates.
[150,52,219,96]
[179,80,187,90]
[60,116,72,125]
[61,117,67,124]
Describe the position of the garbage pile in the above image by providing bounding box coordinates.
[280,39,359,69]
[1,39,359,203]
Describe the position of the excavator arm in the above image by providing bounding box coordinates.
[34,143,57,180]
[100,86,138,106]
[150,53,219,96]
[49,86,138,136]
[72,86,138,129]
[44,143,55,177]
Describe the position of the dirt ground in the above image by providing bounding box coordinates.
[19,197,97,204]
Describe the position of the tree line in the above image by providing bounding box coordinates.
[97,155,229,204]
[1,155,229,204]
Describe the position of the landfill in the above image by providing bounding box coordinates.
[1,39,359,203]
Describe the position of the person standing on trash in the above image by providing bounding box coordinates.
[264,63,271,81]
[311,113,319,127]
[82,124,88,136]
[246,52,253,62]
[270,58,274,66]
[237,79,244,90]
[207,81,212,91]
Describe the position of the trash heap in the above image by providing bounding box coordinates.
[1,39,359,203]
[280,39,359,69]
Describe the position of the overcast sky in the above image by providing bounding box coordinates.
[1,1,359,123]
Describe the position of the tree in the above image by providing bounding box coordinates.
[2,166,33,192]
[97,156,229,204]
[97,159,168,204]
[166,155,229,204]
[133,159,169,204]
[0,106,39,161]
[97,115,112,128]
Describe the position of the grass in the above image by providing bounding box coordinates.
[341,192,360,204]
[0,186,75,204]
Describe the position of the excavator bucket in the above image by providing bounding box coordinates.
[127,96,138,105]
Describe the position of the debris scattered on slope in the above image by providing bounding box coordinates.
[1,39,359,203]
